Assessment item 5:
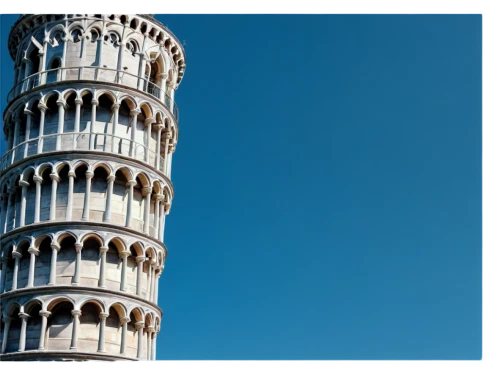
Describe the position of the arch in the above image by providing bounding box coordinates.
[78,298,105,313]
[53,231,78,246]
[90,161,113,176]
[106,236,127,253]
[46,296,75,312]
[80,232,104,247]
[34,233,54,249]
[117,94,138,110]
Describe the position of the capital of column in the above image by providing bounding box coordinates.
[39,310,51,318]
[111,103,121,111]
[142,186,153,195]
[145,326,155,333]
[12,251,22,259]
[99,312,109,320]
[166,130,173,139]
[28,247,40,256]
[50,242,61,252]
[126,180,137,188]
[120,317,131,326]
[23,109,34,116]
[153,123,165,132]
[74,98,83,105]
[107,175,116,183]
[68,170,76,178]
[136,256,146,264]
[168,145,176,153]
[120,250,132,259]
[144,117,155,127]
[130,108,141,116]
[91,99,99,106]
[71,309,82,317]
[135,321,145,330]
[18,312,30,321]
[49,172,61,183]
[56,99,66,107]
[2,316,13,324]
[74,242,83,252]
[8,187,17,195]
[19,180,30,188]
[99,246,109,254]
[85,171,94,179]
[154,194,165,202]
[37,103,48,113]
[33,175,43,184]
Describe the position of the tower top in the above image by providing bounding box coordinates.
[8,14,186,85]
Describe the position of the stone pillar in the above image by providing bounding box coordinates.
[27,247,39,288]
[23,110,32,157]
[145,259,152,299]
[167,145,175,179]
[48,242,60,285]
[72,242,83,285]
[135,322,145,359]
[90,99,98,149]
[0,194,7,234]
[73,98,82,148]
[0,257,7,293]
[33,175,43,223]
[149,265,156,302]
[82,171,94,221]
[135,256,146,296]
[70,309,82,350]
[159,201,165,241]
[17,312,30,352]
[18,180,29,227]
[153,194,163,238]
[1,317,12,354]
[163,130,172,175]
[154,125,164,170]
[111,103,120,153]
[49,172,61,221]
[56,99,66,150]
[152,332,157,360]
[6,189,15,230]
[145,118,153,163]
[125,180,137,228]
[97,312,109,353]
[98,246,108,288]
[142,187,152,234]
[103,175,115,223]
[129,109,140,158]
[66,170,75,221]
[146,327,152,360]
[37,103,47,153]
[120,251,131,291]
[11,251,22,290]
[38,310,51,350]
[120,317,130,354]
[10,117,21,164]
[154,270,161,304]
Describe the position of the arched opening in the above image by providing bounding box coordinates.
[56,164,70,220]
[28,47,40,77]
[24,302,42,351]
[43,94,59,152]
[46,57,61,83]
[90,166,108,222]
[17,241,30,288]
[127,244,140,292]
[79,301,101,352]
[5,305,21,353]
[23,170,35,225]
[57,235,76,285]
[26,100,41,156]
[72,164,88,220]
[112,169,129,226]
[127,308,142,357]
[104,305,122,354]
[39,167,52,222]
[47,301,73,350]
[35,236,52,286]
[81,237,100,287]
[105,240,121,291]
[3,246,15,292]
[95,94,114,151]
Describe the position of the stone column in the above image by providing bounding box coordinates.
[17,312,30,352]
[111,103,120,153]
[33,175,43,223]
[11,251,22,290]
[10,117,21,164]
[0,257,8,293]
[146,327,152,360]
[0,194,7,235]
[66,170,75,221]
[167,145,175,179]
[37,103,47,153]
[82,171,94,221]
[154,194,164,239]
[125,180,137,228]
[18,180,29,227]
[90,98,98,149]
[152,332,157,360]
[1,317,12,354]
[73,98,82,149]
[145,118,153,163]
[23,110,33,157]
[120,317,130,354]
[135,322,145,359]
[6,189,16,230]
[159,201,166,241]
[149,265,156,302]
[49,173,61,221]
[163,130,172,175]
[142,187,152,234]
[98,246,108,288]
[154,124,164,170]
[154,270,161,304]
[48,242,60,285]
[145,259,152,299]
[38,310,51,350]
[72,242,83,285]
[120,251,131,292]
[103,175,115,223]
[97,312,109,353]
[56,99,66,150]
[70,309,82,350]
[135,256,146,296]
[129,109,140,158]
[27,247,39,288]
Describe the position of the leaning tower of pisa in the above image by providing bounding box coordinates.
[0,14,185,361]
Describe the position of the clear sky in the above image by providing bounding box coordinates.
[0,14,481,360]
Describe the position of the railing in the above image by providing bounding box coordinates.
[7,66,179,121]
[0,132,165,173]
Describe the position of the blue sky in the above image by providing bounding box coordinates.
[0,15,481,359]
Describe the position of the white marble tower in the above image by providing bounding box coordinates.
[0,14,185,361]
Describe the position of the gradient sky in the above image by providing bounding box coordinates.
[0,14,482,360]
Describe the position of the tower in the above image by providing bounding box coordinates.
[0,14,185,361]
